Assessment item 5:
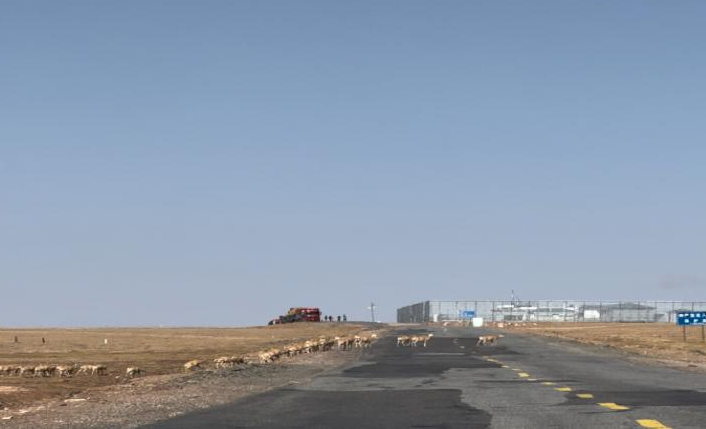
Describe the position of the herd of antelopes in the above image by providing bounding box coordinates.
[182,333,380,372]
[0,333,382,381]
[396,333,434,347]
[1,327,507,383]
[0,364,140,378]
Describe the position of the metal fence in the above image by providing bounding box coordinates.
[397,301,706,323]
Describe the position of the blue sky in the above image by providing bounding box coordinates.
[1,1,705,326]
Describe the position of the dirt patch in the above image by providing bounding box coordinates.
[503,323,706,370]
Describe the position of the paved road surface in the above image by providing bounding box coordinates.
[145,326,706,428]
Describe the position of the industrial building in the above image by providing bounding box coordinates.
[397,300,706,323]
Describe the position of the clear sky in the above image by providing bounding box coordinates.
[1,1,705,326]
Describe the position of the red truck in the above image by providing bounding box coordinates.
[268,307,321,325]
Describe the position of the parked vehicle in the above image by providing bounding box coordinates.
[268,307,321,325]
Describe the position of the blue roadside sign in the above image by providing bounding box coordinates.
[677,312,706,326]
[460,310,475,319]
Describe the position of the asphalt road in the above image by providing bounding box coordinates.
[145,326,706,428]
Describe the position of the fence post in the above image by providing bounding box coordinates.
[510,301,514,322]
[564,301,568,322]
[599,302,603,322]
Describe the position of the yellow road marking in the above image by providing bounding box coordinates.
[555,387,572,392]
[541,382,555,385]
[636,419,671,429]
[518,372,530,378]
[576,393,594,399]
[598,402,630,411]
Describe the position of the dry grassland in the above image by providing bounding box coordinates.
[507,322,706,367]
[0,323,364,410]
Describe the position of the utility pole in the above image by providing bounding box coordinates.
[368,302,376,323]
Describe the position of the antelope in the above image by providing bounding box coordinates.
[476,335,504,346]
[422,333,434,347]
[396,335,410,347]
[183,360,202,372]
[56,365,76,378]
[335,336,348,350]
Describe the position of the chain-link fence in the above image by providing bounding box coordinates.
[397,301,706,323]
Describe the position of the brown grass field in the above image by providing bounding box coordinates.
[505,322,706,367]
[0,323,366,410]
